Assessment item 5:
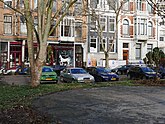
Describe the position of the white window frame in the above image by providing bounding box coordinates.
[123,19,129,35]
[99,38,106,52]
[4,15,12,34]
[136,43,141,59]
[100,16,106,32]
[90,37,97,53]
[148,21,153,37]
[109,17,115,32]
[4,0,12,8]
[20,16,27,34]
[147,44,153,52]
[60,18,75,37]
[108,37,115,53]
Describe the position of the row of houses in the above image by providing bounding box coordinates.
[0,0,165,70]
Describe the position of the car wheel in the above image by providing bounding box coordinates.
[97,77,103,82]
[117,71,122,75]
[71,79,77,83]
[127,74,132,79]
[60,76,64,83]
[142,76,147,80]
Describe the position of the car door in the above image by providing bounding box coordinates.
[136,67,143,79]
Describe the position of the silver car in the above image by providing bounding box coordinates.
[60,67,95,83]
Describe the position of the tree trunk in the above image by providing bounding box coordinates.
[30,61,43,87]
[105,52,109,68]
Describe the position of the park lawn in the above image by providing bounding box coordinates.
[0,81,134,109]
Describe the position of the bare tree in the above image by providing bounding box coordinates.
[87,0,127,68]
[146,0,165,24]
[0,0,77,87]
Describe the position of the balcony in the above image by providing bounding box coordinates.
[135,35,148,40]
[134,10,148,17]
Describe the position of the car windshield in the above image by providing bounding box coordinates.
[97,68,109,73]
[104,68,111,72]
[70,68,87,74]
[42,67,53,72]
[141,67,154,72]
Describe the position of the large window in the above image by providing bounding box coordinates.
[20,16,27,34]
[99,38,106,52]
[49,20,56,37]
[108,38,114,52]
[136,18,147,35]
[147,44,153,52]
[137,0,143,11]
[148,3,153,13]
[100,16,106,32]
[123,1,129,10]
[123,19,129,35]
[34,0,37,9]
[90,16,97,30]
[61,18,74,37]
[109,17,115,32]
[136,43,141,59]
[4,0,12,8]
[90,37,97,53]
[75,22,82,38]
[148,21,153,37]
[4,15,12,34]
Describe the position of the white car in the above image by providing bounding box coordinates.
[60,67,95,83]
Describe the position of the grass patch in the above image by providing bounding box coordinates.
[0,81,135,109]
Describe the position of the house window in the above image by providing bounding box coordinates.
[20,0,24,8]
[147,44,153,52]
[100,16,106,32]
[108,38,114,52]
[52,1,56,12]
[109,18,115,32]
[90,37,97,53]
[90,0,98,8]
[148,21,153,37]
[99,38,106,52]
[90,16,97,30]
[123,43,129,48]
[137,18,147,35]
[4,0,12,8]
[61,18,74,37]
[20,16,27,34]
[148,3,153,13]
[137,0,142,11]
[4,15,12,34]
[136,43,141,59]
[74,2,82,15]
[49,20,56,36]
[108,0,116,10]
[123,19,129,35]
[75,22,82,38]
[34,0,37,9]
[160,37,164,41]
[123,1,129,10]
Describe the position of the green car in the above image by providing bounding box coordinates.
[40,66,58,83]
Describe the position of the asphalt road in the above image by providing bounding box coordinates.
[33,86,165,124]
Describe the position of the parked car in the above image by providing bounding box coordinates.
[40,66,58,83]
[152,66,165,79]
[111,65,134,75]
[86,67,119,82]
[127,66,161,80]
[60,67,95,83]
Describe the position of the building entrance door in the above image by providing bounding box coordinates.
[123,50,129,64]
[10,42,22,69]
